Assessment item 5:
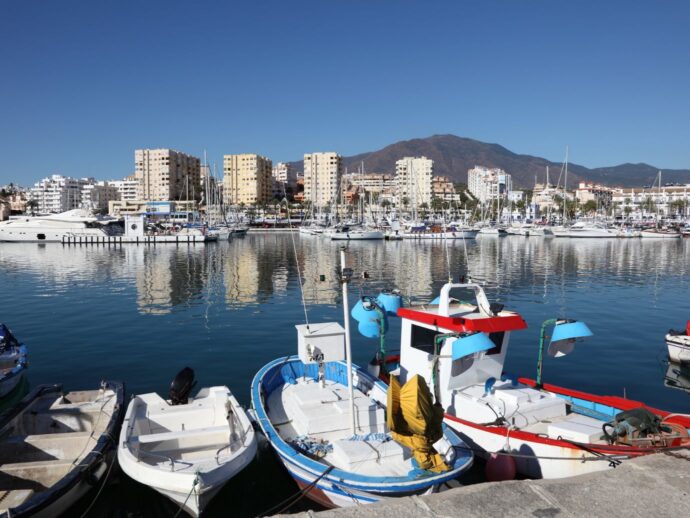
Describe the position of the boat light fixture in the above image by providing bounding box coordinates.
[537,318,593,388]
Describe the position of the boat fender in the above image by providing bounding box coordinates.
[485,451,516,481]
[500,373,519,387]
[484,377,497,396]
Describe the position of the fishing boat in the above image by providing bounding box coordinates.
[0,381,124,517]
[386,282,690,479]
[666,321,690,364]
[251,251,473,508]
[118,368,257,517]
[0,324,27,398]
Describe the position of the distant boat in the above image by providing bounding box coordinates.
[554,222,618,238]
[640,228,681,239]
[0,381,124,517]
[666,321,690,364]
[330,226,385,240]
[118,368,257,517]
[0,324,27,398]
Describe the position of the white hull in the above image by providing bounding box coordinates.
[445,418,614,479]
[403,230,478,239]
[478,228,507,236]
[666,336,690,364]
[330,230,384,240]
[640,230,682,239]
[118,386,257,517]
[0,210,116,242]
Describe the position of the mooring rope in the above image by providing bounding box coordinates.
[256,465,335,517]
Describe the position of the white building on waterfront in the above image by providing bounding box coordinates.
[134,148,201,202]
[109,178,140,202]
[467,166,512,203]
[303,152,342,207]
[395,156,433,208]
[612,184,690,219]
[29,174,92,213]
[272,162,297,186]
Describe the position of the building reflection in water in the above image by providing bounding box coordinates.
[0,236,687,315]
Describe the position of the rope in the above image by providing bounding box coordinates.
[172,473,199,518]
[283,193,310,328]
[78,451,117,518]
[451,443,630,463]
[257,465,335,517]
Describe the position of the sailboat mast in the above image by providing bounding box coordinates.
[340,249,356,435]
[563,147,568,223]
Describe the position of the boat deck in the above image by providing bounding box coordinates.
[267,377,417,477]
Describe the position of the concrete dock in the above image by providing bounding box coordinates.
[284,450,690,518]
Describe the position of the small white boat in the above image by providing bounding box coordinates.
[0,324,27,398]
[666,322,690,365]
[477,226,507,236]
[640,228,681,238]
[554,222,617,238]
[330,226,385,241]
[0,381,124,517]
[118,369,257,517]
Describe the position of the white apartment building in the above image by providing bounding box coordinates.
[223,153,273,206]
[467,166,512,203]
[612,184,690,219]
[395,157,433,208]
[303,152,342,207]
[134,149,201,202]
[29,174,91,213]
[109,178,140,202]
[81,181,121,211]
[272,162,297,186]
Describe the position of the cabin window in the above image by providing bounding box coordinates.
[37,233,46,240]
[450,354,474,377]
[486,332,505,356]
[410,325,439,354]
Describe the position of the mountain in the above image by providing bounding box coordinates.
[290,134,690,188]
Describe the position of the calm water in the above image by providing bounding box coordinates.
[1,234,689,516]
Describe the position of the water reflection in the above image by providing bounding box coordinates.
[664,362,690,396]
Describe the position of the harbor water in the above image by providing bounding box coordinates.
[1,234,689,516]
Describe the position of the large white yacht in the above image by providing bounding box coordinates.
[0,210,120,242]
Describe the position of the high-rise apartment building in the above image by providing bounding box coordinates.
[109,177,140,202]
[467,166,512,203]
[395,157,433,208]
[134,149,201,202]
[303,152,342,207]
[81,181,121,211]
[223,154,273,205]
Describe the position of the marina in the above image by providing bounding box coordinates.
[0,234,688,516]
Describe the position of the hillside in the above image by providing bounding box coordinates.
[290,135,690,188]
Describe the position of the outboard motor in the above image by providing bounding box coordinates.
[169,367,196,405]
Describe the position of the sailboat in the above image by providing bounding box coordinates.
[250,251,473,508]
[640,172,681,238]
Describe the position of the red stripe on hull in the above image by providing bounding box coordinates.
[294,477,337,509]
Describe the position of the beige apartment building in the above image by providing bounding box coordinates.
[303,152,342,207]
[396,156,433,208]
[134,149,201,202]
[223,154,273,206]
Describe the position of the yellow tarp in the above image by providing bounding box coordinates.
[387,374,450,473]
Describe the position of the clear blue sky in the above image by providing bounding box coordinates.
[1,1,688,185]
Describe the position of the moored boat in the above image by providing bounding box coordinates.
[118,368,257,517]
[0,381,124,518]
[386,282,690,479]
[640,228,682,238]
[0,324,27,399]
[251,251,473,508]
[666,321,690,364]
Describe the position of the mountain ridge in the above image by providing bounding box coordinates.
[289,134,690,188]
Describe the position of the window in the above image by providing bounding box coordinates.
[410,325,438,354]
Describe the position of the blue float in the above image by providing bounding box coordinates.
[375,290,402,316]
[351,297,388,338]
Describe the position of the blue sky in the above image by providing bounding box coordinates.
[1,1,688,185]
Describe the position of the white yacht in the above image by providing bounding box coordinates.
[0,210,119,242]
[554,221,617,238]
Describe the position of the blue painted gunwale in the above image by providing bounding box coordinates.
[0,343,28,388]
[251,355,473,494]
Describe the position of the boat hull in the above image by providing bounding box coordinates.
[403,230,478,239]
[251,357,473,508]
[640,230,681,238]
[666,335,690,364]
[444,379,690,479]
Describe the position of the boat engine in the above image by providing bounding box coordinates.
[169,367,196,405]
[602,407,664,445]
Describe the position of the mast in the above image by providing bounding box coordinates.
[340,248,356,435]
[563,147,568,224]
